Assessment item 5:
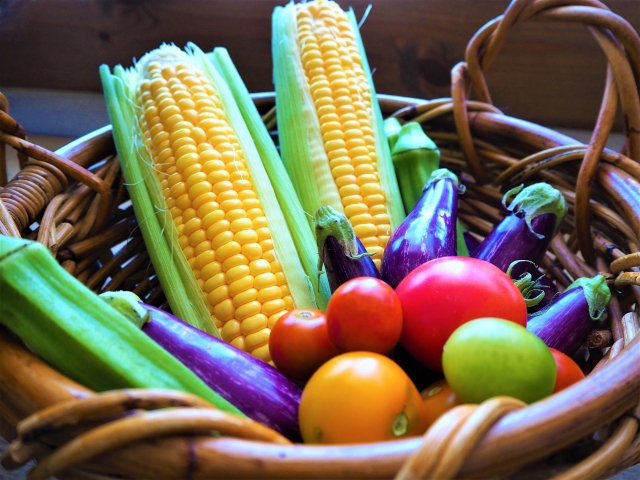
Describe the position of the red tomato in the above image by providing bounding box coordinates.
[299,352,426,444]
[269,308,339,380]
[396,257,527,372]
[326,277,403,355]
[550,348,585,392]
[420,379,463,429]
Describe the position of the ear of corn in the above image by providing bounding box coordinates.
[272,0,405,268]
[208,47,331,310]
[100,43,317,362]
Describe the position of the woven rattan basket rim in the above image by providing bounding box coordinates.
[2,0,640,476]
[0,91,639,479]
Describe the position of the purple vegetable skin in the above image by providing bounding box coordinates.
[463,231,482,257]
[323,235,381,292]
[473,183,567,272]
[381,168,459,289]
[142,304,303,442]
[474,213,557,271]
[526,275,611,356]
[314,206,380,293]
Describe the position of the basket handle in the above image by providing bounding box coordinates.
[452,0,640,265]
[2,389,291,480]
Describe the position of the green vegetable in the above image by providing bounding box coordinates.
[442,317,556,404]
[0,235,244,416]
[391,122,469,256]
[383,117,403,152]
[392,122,440,214]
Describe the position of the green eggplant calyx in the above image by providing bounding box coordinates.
[507,260,548,308]
[502,183,567,239]
[99,291,150,329]
[313,206,374,275]
[423,168,460,192]
[565,275,612,321]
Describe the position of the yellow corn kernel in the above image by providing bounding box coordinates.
[135,52,298,363]
[278,0,400,262]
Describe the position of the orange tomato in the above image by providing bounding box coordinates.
[420,379,463,429]
[298,352,426,444]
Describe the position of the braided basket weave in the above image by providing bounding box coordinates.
[1,0,639,478]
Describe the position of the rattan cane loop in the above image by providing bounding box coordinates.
[551,416,639,480]
[610,253,640,273]
[16,389,215,441]
[396,397,526,479]
[21,408,290,480]
[5,389,291,479]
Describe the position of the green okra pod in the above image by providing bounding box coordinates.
[0,235,244,417]
[384,117,403,153]
[392,122,440,214]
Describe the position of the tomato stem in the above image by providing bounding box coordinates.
[392,412,408,436]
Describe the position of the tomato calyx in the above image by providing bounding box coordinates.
[392,412,409,437]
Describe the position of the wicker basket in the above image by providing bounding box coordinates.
[1,0,639,478]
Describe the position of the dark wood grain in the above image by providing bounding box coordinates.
[0,0,638,130]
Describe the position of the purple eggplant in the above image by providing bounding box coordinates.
[463,231,482,256]
[314,205,380,293]
[102,293,303,442]
[473,183,567,272]
[381,168,459,289]
[526,275,611,356]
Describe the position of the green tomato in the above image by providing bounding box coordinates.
[442,318,556,404]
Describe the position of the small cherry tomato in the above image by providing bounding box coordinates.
[550,348,585,393]
[420,379,463,429]
[299,352,426,444]
[269,308,339,380]
[326,277,403,355]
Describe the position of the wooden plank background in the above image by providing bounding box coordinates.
[0,0,638,131]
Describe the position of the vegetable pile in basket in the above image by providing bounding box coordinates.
[0,0,620,447]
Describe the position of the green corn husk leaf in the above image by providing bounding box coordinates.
[100,61,216,337]
[209,47,330,309]
[100,43,317,336]
[272,2,405,231]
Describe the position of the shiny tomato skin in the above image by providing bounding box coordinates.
[396,256,528,371]
[550,348,585,393]
[299,352,426,444]
[326,277,403,355]
[269,308,339,380]
[420,379,463,429]
[442,318,556,404]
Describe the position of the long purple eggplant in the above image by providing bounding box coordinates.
[381,168,459,289]
[526,275,611,356]
[473,183,567,272]
[463,231,482,257]
[101,292,303,441]
[314,205,380,293]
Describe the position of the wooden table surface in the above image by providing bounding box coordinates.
[1,0,638,132]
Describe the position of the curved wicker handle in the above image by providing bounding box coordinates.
[0,107,117,246]
[452,0,640,265]
[2,389,291,480]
